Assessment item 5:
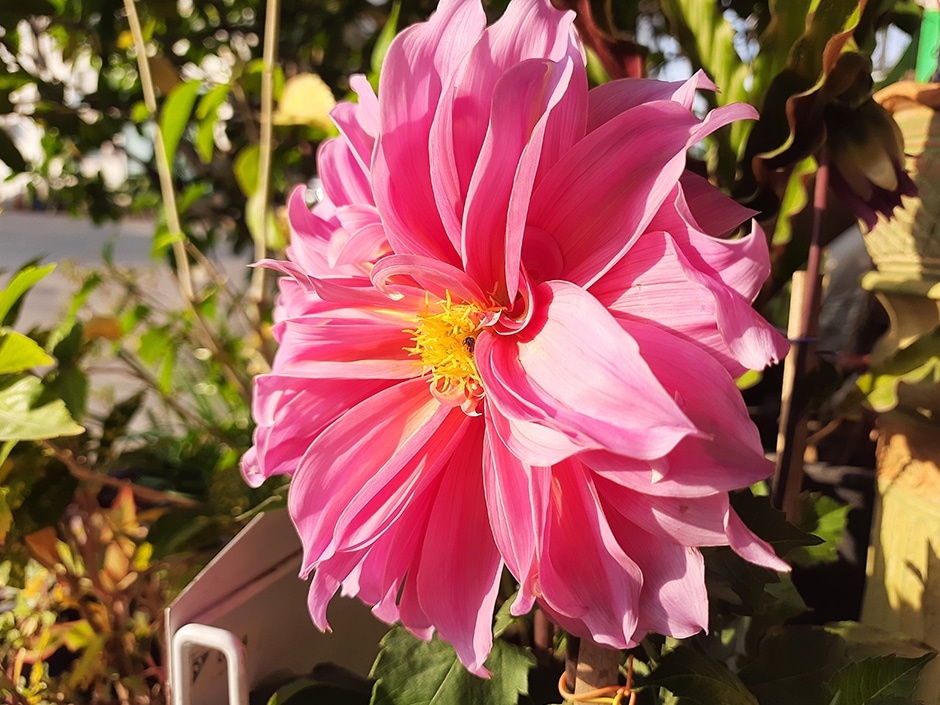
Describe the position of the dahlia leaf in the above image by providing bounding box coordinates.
[370,626,534,705]
[739,626,847,705]
[643,644,758,705]
[729,492,821,556]
[825,653,935,705]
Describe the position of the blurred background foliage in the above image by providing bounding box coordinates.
[1,0,937,703]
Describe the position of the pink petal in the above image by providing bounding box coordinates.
[272,316,417,380]
[536,459,642,648]
[318,137,374,207]
[477,281,696,461]
[611,520,708,639]
[429,0,578,247]
[527,100,701,287]
[371,0,485,264]
[594,475,731,546]
[370,253,488,305]
[726,509,790,572]
[288,378,446,571]
[586,70,716,132]
[482,419,550,614]
[462,56,585,304]
[648,175,768,302]
[328,205,390,267]
[332,410,473,552]
[590,231,787,375]
[583,319,775,495]
[416,421,503,676]
[330,75,378,173]
[243,374,393,486]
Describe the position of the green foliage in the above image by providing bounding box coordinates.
[826,653,935,704]
[370,626,535,705]
[642,644,759,705]
[790,492,852,567]
[854,326,940,413]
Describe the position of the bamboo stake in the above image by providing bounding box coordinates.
[772,147,829,521]
[248,0,281,307]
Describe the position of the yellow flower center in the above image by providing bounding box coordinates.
[406,293,484,401]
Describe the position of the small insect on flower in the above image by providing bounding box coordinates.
[463,336,476,353]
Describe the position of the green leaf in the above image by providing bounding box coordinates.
[195,84,230,163]
[246,190,286,250]
[370,2,401,77]
[826,653,935,705]
[268,679,370,705]
[0,376,84,441]
[0,486,12,543]
[789,492,851,567]
[160,79,201,165]
[730,491,822,556]
[642,645,758,705]
[370,626,534,705]
[0,263,56,326]
[0,126,26,172]
[0,331,54,374]
[233,143,260,196]
[855,327,940,412]
[739,626,847,705]
[46,272,101,352]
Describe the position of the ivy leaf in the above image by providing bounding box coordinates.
[642,645,758,705]
[370,626,534,705]
[0,331,53,374]
[826,653,935,705]
[0,376,84,441]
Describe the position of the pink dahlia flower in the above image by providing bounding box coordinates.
[243,0,790,676]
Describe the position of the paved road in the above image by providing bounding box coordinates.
[1,210,253,426]
[1,210,251,329]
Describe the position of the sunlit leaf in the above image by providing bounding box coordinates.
[789,492,851,566]
[234,143,260,196]
[274,73,336,131]
[370,626,534,705]
[0,376,84,441]
[0,331,53,374]
[195,84,230,163]
[370,2,401,78]
[0,263,55,326]
[826,653,935,705]
[160,79,201,165]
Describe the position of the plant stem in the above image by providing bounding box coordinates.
[772,147,828,519]
[122,0,193,303]
[249,0,281,308]
[40,440,202,508]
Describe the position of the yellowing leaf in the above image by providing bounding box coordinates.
[274,73,336,131]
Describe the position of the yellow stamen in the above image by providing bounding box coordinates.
[405,293,483,394]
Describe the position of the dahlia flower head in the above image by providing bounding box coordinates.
[243,0,790,676]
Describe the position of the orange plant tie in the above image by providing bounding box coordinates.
[557,654,636,705]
